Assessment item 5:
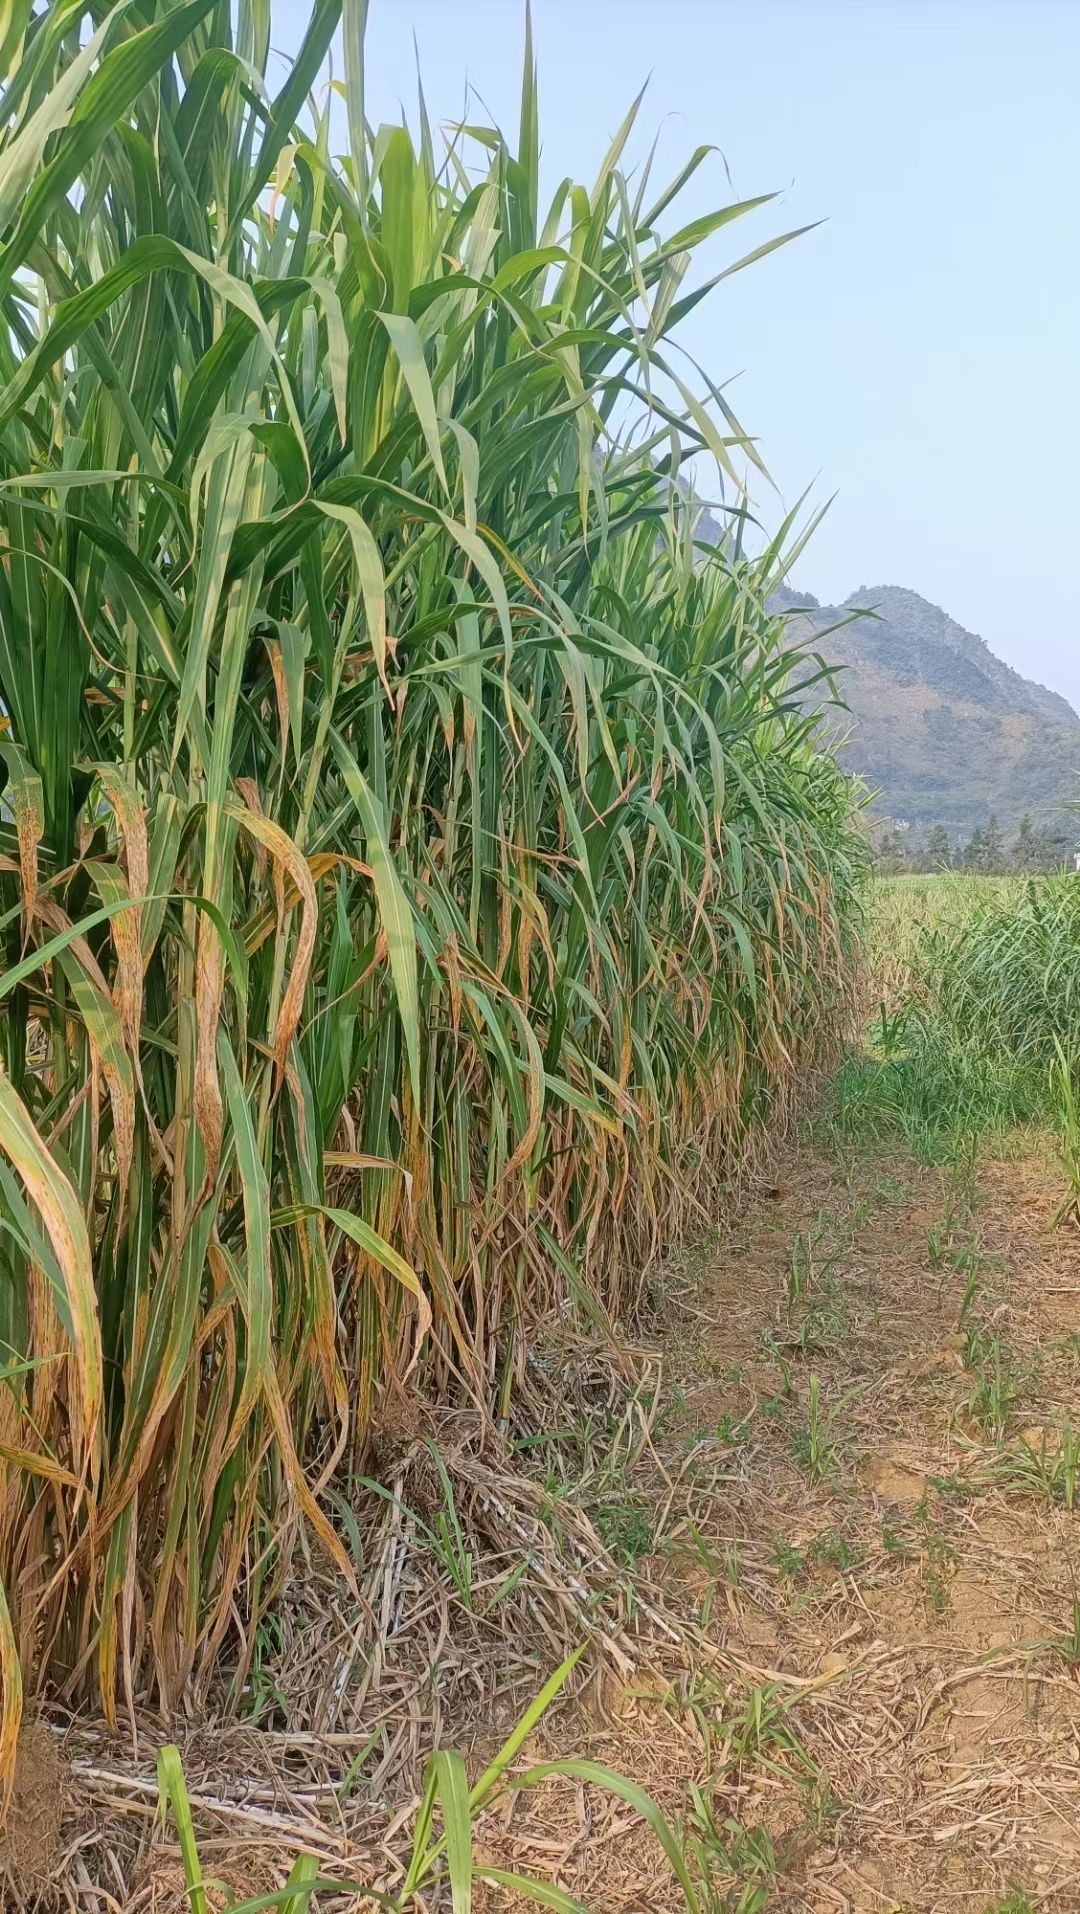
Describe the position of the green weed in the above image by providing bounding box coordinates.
[595,1497,654,1567]
[684,1796,782,1913]
[859,878,1080,1162]
[958,1252,984,1326]
[1051,1037,1080,1228]
[810,1531,860,1573]
[722,1542,743,1587]
[792,1375,841,1485]
[993,1418,1080,1509]
[772,1541,803,1583]
[915,1493,956,1617]
[760,1331,794,1396]
[963,1328,1019,1441]
[928,1471,980,1501]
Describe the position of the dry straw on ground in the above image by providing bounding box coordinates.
[5,1118,1078,1912]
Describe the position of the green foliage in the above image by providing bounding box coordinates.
[770,1530,858,1587]
[914,1492,956,1618]
[793,1374,840,1484]
[916,880,1080,1077]
[685,1797,781,1914]
[1051,1037,1080,1226]
[963,1328,1019,1442]
[594,1496,654,1568]
[809,1529,858,1572]
[0,0,864,1748]
[837,876,1080,1161]
[993,1418,1080,1510]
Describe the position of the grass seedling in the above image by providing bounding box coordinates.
[684,1796,782,1914]
[427,1445,476,1610]
[964,1327,1018,1441]
[760,1329,794,1396]
[958,1252,983,1327]
[772,1541,803,1583]
[793,1375,840,1485]
[726,1683,818,1780]
[915,1493,956,1618]
[787,1214,843,1315]
[787,1231,812,1310]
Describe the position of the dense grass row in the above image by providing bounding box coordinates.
[0,0,864,1757]
[838,875,1080,1156]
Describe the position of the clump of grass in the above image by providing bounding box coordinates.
[684,1799,782,1913]
[810,1530,859,1573]
[772,1530,859,1589]
[594,1496,655,1568]
[963,1326,1020,1442]
[1051,1037,1080,1226]
[0,0,867,1758]
[870,873,1025,1006]
[993,1418,1080,1509]
[843,876,1080,1163]
[772,1540,804,1583]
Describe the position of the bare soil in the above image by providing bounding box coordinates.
[483,1131,1080,1913]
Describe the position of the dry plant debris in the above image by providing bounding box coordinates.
[9,1114,1079,1913]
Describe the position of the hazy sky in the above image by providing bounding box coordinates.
[278,0,1080,709]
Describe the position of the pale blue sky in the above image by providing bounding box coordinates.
[278,0,1080,709]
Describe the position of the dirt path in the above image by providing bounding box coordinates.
[487,1126,1080,1913]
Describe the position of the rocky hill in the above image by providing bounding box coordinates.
[768,580,1080,847]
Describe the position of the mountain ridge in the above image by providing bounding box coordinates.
[772,580,1078,727]
[765,578,1079,843]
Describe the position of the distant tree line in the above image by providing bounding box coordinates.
[876,814,1076,875]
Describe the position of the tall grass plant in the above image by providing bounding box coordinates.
[0,0,863,1768]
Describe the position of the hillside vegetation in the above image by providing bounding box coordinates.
[769,581,1080,847]
[0,0,864,1780]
